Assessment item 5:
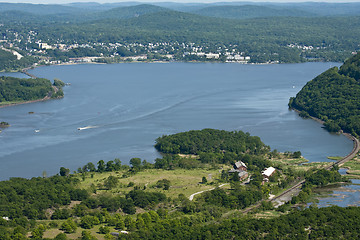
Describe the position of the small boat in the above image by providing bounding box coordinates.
[77,125,97,131]
[34,129,40,133]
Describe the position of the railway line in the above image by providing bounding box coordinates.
[270,134,359,207]
[242,134,360,214]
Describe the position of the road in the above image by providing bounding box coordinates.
[241,134,360,214]
[187,134,359,213]
[269,134,359,208]
[189,183,228,201]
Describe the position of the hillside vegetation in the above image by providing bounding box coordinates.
[0,49,37,71]
[0,128,353,239]
[289,53,360,136]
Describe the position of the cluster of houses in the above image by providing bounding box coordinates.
[228,161,276,184]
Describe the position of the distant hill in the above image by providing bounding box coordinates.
[97,4,168,20]
[1,2,360,19]
[282,2,360,16]
[289,53,360,136]
[0,2,87,15]
[192,5,314,19]
[0,4,169,24]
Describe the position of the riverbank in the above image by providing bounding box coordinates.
[291,107,359,162]
[0,97,54,108]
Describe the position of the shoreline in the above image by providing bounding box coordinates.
[0,97,56,108]
[291,107,359,163]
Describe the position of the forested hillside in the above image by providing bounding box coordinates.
[289,53,360,136]
[0,49,36,72]
[192,5,313,19]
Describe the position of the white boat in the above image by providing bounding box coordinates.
[34,129,40,133]
[77,125,97,131]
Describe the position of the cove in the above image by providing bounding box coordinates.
[0,62,353,180]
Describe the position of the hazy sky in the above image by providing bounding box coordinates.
[1,0,360,4]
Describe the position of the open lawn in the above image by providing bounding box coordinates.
[77,167,225,199]
[269,154,331,171]
[42,224,115,240]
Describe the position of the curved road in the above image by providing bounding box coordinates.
[189,183,228,201]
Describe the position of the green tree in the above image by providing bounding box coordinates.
[201,176,208,184]
[99,225,110,234]
[80,215,100,229]
[104,176,118,190]
[130,158,142,169]
[115,219,125,230]
[60,218,77,233]
[54,233,68,240]
[59,167,69,177]
[80,230,97,240]
[97,160,106,172]
[292,151,302,158]
[85,162,96,172]
[31,224,45,239]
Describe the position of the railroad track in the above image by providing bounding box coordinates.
[242,134,359,214]
[326,134,360,170]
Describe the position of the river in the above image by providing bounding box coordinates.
[0,62,353,180]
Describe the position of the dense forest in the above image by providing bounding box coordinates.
[289,53,360,136]
[155,129,268,155]
[0,76,64,104]
[120,206,360,239]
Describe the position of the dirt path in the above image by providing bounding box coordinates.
[189,183,229,201]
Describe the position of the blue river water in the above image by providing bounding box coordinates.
[0,62,354,180]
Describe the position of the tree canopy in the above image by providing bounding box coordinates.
[289,53,360,136]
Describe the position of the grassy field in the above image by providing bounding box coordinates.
[77,167,226,199]
[42,224,113,240]
[327,156,343,160]
[37,167,227,239]
[340,153,360,179]
[269,154,331,171]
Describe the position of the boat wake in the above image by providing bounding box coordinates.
[77,125,98,131]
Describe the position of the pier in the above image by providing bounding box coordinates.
[21,70,37,79]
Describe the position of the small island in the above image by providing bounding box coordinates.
[0,121,9,128]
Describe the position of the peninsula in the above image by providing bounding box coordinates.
[0,76,64,108]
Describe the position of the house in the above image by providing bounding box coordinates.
[238,170,249,181]
[261,167,276,182]
[228,168,249,181]
[234,161,247,171]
